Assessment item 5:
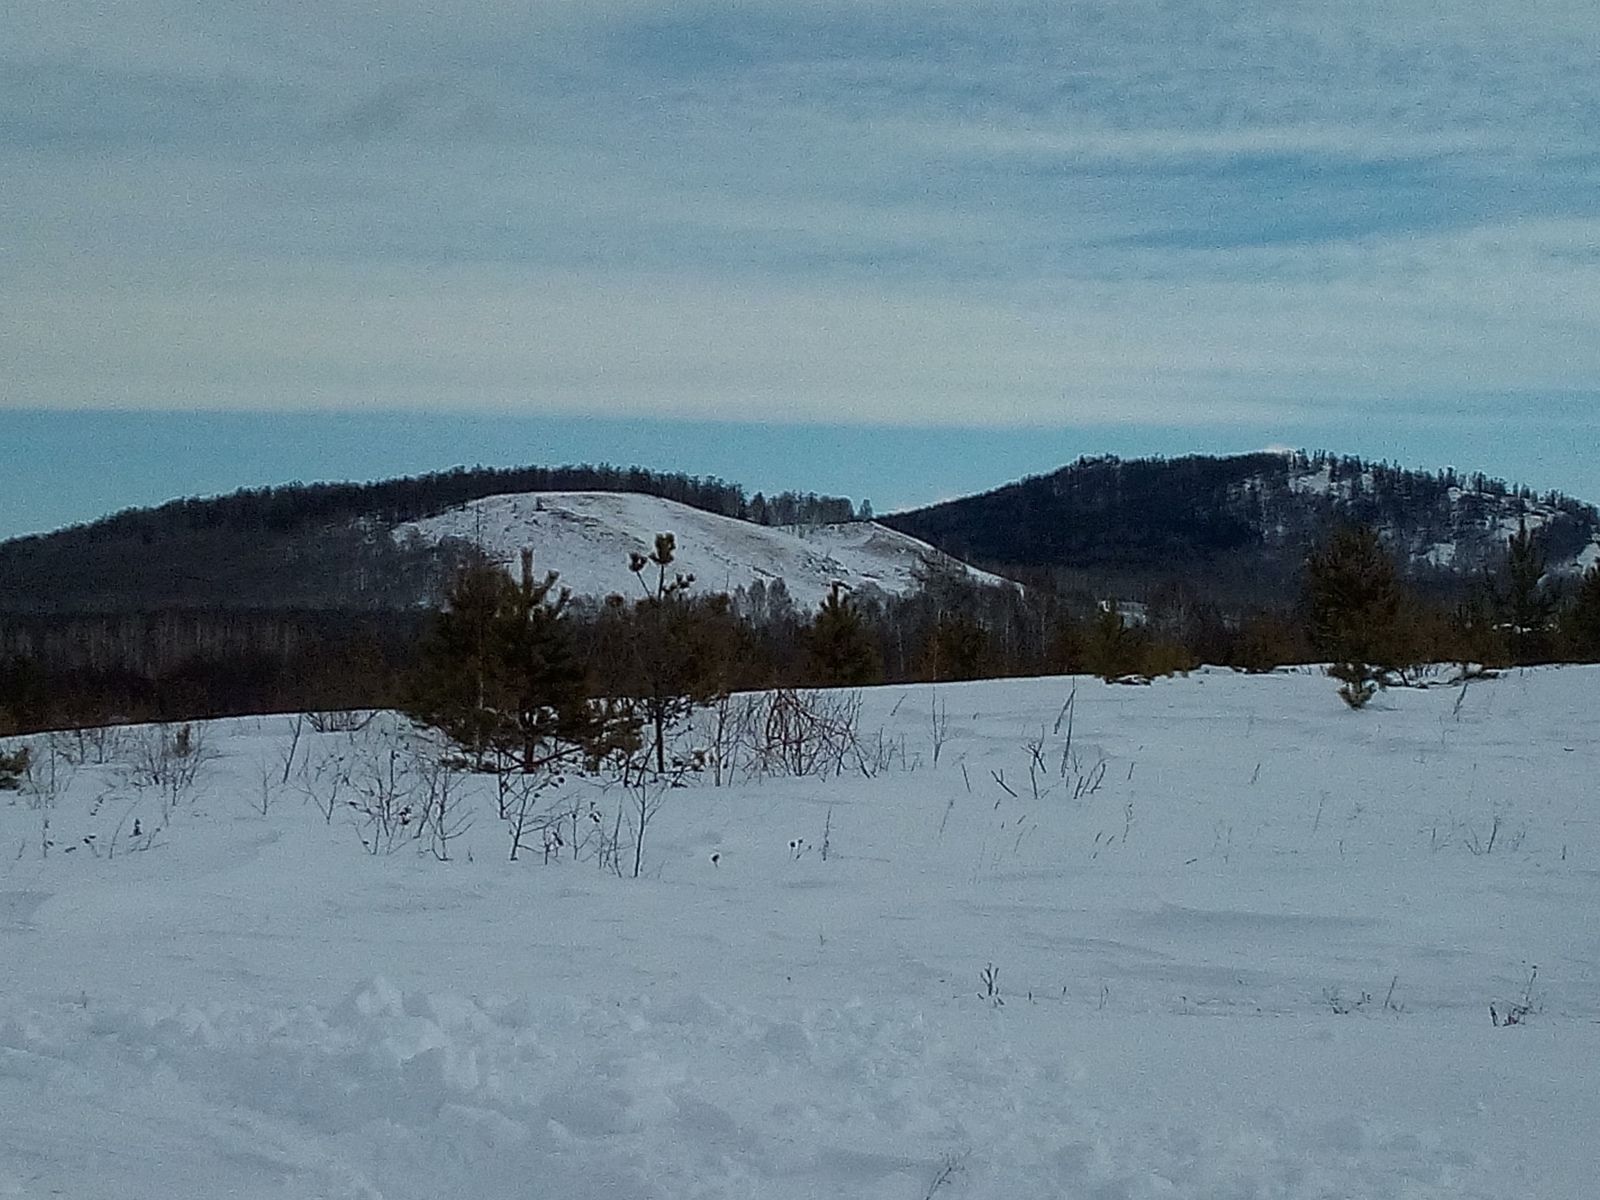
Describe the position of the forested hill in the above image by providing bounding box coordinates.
[6,450,1597,617]
[881,452,1600,601]
[0,465,862,614]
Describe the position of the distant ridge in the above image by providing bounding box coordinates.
[0,462,861,546]
[882,451,1600,602]
[3,451,1595,616]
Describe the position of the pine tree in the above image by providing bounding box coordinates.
[405,558,520,761]
[406,551,622,772]
[1050,613,1088,675]
[802,582,882,687]
[1562,563,1600,662]
[927,614,987,681]
[622,534,727,774]
[1450,587,1509,671]
[1494,520,1556,664]
[1233,612,1307,674]
[1084,603,1145,681]
[1305,525,1408,707]
[500,551,602,772]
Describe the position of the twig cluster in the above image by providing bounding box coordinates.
[1491,965,1540,1027]
[704,688,881,782]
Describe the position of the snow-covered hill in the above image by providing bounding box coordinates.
[3,667,1598,1197]
[1283,454,1600,577]
[886,451,1600,594]
[397,491,1014,609]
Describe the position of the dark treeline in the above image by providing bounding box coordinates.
[7,450,1600,735]
[0,610,424,733]
[2,463,860,557]
[10,519,1599,736]
[0,523,460,615]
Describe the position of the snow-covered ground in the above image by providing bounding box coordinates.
[395,491,1013,608]
[3,667,1598,1198]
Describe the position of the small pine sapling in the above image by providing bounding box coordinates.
[0,745,30,791]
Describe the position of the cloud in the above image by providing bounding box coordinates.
[9,224,1600,431]
[3,0,1600,439]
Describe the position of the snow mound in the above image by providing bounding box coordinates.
[396,491,1012,608]
[0,983,1500,1200]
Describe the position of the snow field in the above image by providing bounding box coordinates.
[3,667,1599,1197]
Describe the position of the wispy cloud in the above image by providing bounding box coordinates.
[4,0,1600,452]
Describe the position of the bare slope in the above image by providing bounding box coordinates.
[398,491,1014,608]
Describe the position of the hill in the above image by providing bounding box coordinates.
[7,450,1596,617]
[6,449,1600,734]
[882,451,1600,605]
[397,491,1009,612]
[0,477,1002,731]
[0,464,865,615]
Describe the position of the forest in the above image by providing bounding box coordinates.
[5,453,1600,734]
[883,451,1600,604]
[4,515,1600,735]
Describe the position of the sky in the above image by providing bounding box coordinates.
[5,0,1600,538]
